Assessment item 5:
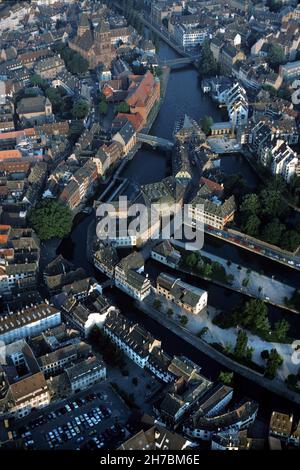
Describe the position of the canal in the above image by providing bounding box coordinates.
[57,39,300,419]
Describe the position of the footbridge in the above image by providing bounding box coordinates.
[137,133,174,150]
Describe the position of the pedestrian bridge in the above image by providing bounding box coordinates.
[160,56,200,67]
[137,133,174,150]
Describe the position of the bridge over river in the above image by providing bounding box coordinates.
[137,133,174,150]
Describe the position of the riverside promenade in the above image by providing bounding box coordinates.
[135,298,300,406]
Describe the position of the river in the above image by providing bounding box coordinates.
[57,39,300,419]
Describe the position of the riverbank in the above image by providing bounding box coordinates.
[135,298,300,406]
[170,241,298,314]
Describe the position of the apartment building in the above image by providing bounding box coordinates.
[0,303,61,345]
[156,273,208,314]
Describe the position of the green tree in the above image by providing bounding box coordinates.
[201,115,214,135]
[242,214,261,237]
[72,100,89,119]
[274,319,290,341]
[265,348,283,379]
[185,252,199,268]
[180,315,188,326]
[243,299,270,334]
[234,330,248,359]
[261,219,285,245]
[198,39,218,77]
[268,44,285,69]
[218,371,234,386]
[281,230,300,252]
[28,200,73,241]
[260,189,287,219]
[153,299,162,310]
[240,193,261,215]
[167,308,174,317]
[116,101,130,114]
[99,100,108,115]
[45,87,66,113]
[29,74,49,90]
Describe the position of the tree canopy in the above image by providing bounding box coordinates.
[72,100,89,119]
[201,115,214,135]
[28,200,73,241]
[198,39,218,77]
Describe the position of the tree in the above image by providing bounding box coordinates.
[185,252,199,268]
[72,100,89,119]
[242,299,270,334]
[167,308,174,317]
[201,115,214,135]
[242,214,261,237]
[234,330,248,359]
[99,100,108,115]
[261,219,285,245]
[260,189,287,219]
[29,74,49,90]
[261,349,270,360]
[116,101,130,114]
[265,348,283,379]
[198,39,218,77]
[240,193,261,215]
[268,44,285,69]
[274,319,290,341]
[153,299,162,310]
[267,0,283,13]
[180,315,188,326]
[27,200,73,241]
[45,87,66,114]
[132,377,138,386]
[280,230,300,252]
[218,371,234,386]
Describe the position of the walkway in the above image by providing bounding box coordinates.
[199,249,295,311]
[136,298,300,405]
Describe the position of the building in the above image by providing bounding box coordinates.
[151,240,181,269]
[37,342,91,379]
[125,71,161,127]
[184,401,259,441]
[280,60,300,80]
[94,242,119,278]
[0,303,61,345]
[269,411,293,442]
[189,186,236,230]
[68,14,115,69]
[156,272,208,314]
[119,422,191,450]
[114,252,151,301]
[260,139,298,182]
[174,23,208,48]
[65,356,106,393]
[112,121,137,156]
[16,96,53,125]
[34,56,65,79]
[104,309,161,368]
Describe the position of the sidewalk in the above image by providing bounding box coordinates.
[200,249,295,310]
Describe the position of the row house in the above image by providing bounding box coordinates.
[93,242,119,278]
[125,71,161,128]
[184,401,259,441]
[38,342,91,379]
[103,309,161,369]
[0,302,61,345]
[59,159,99,210]
[65,356,106,393]
[94,141,123,177]
[114,251,151,301]
[156,272,208,315]
[261,139,298,182]
[34,55,65,79]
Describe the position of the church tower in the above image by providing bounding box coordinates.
[78,13,90,37]
[94,21,112,66]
